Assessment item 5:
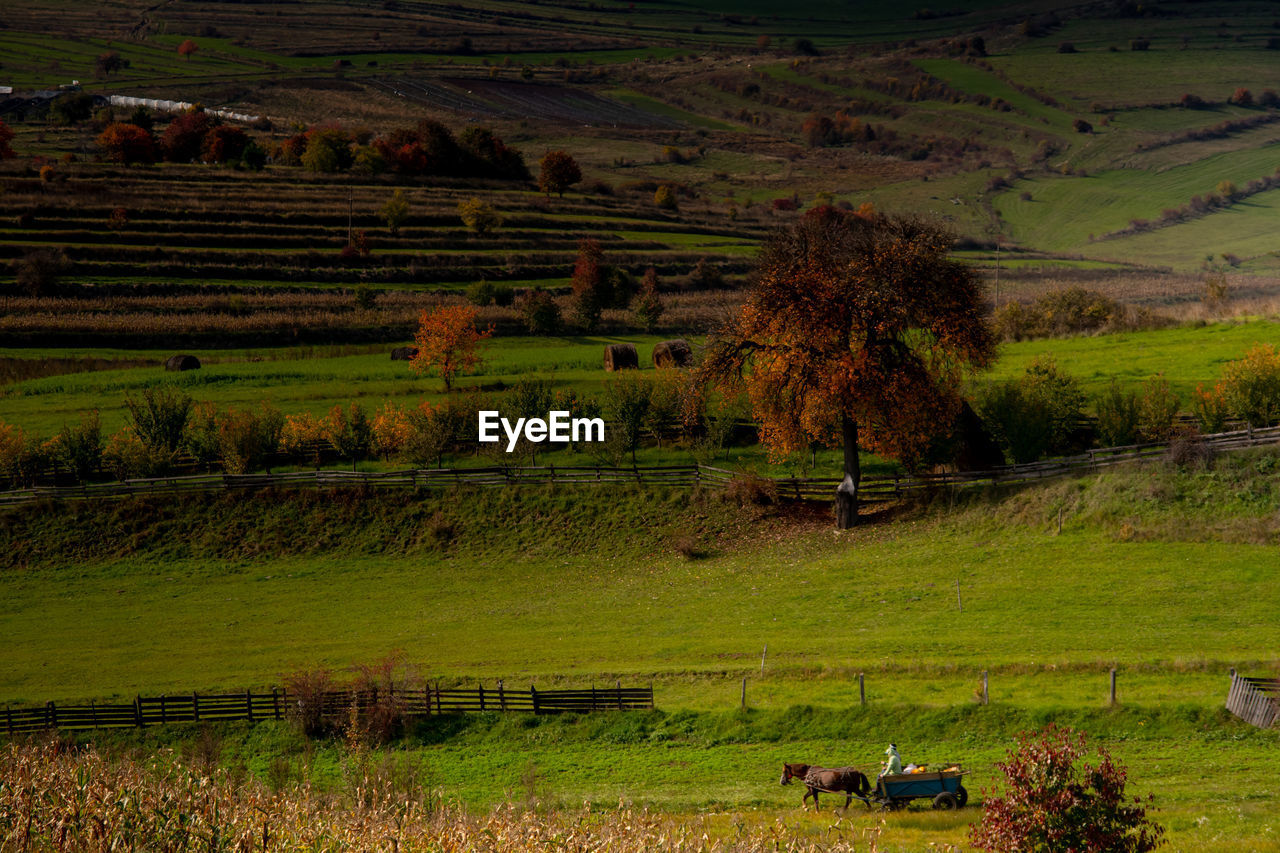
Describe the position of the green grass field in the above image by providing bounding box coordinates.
[5,456,1280,850]
[6,321,1280,438]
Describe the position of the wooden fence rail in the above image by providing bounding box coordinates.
[1226,671,1279,729]
[2,426,1279,508]
[2,684,655,736]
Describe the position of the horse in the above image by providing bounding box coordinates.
[779,763,873,813]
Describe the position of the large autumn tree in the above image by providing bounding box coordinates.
[703,207,994,527]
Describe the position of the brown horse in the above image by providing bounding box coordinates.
[780,763,872,812]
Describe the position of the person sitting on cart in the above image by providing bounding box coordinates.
[880,743,903,778]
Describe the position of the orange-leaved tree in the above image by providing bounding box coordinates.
[538,150,581,198]
[702,207,994,528]
[410,305,494,391]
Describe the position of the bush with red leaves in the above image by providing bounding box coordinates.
[970,724,1165,853]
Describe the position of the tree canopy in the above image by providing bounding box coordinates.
[703,207,993,527]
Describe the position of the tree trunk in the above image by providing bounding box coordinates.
[835,415,860,529]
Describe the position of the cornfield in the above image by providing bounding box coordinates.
[0,741,881,852]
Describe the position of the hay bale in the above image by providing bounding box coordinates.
[603,343,639,372]
[164,354,201,372]
[390,346,419,361]
[652,339,693,368]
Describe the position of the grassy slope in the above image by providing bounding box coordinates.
[7,456,1280,850]
[5,453,1280,704]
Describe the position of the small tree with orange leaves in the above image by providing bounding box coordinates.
[703,207,994,528]
[410,305,493,391]
[178,39,199,61]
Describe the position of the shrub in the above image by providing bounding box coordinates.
[724,473,778,506]
[1072,118,1093,133]
[124,386,193,459]
[458,197,502,234]
[54,411,102,483]
[403,401,461,467]
[1229,87,1253,107]
[518,288,562,335]
[97,122,157,164]
[1219,343,1280,426]
[1057,41,1077,53]
[979,359,1084,463]
[1094,382,1141,447]
[1168,426,1215,468]
[1137,375,1180,441]
[992,288,1124,340]
[380,188,410,233]
[1192,382,1229,433]
[969,724,1164,853]
[284,665,335,737]
[602,373,654,463]
[218,403,284,474]
[654,184,678,211]
[632,267,665,332]
[14,248,68,296]
[466,279,497,306]
[323,403,374,465]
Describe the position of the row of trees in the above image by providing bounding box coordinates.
[3,341,1278,488]
[276,120,529,181]
[97,108,264,167]
[0,371,746,486]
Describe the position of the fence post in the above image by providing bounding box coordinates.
[859,673,866,707]
[47,702,56,729]
[1109,669,1118,706]
[91,700,98,728]
[435,682,442,715]
[246,689,254,722]
[499,680,506,711]
[741,677,748,710]
[272,687,280,720]
[981,670,989,706]
[159,695,167,724]
[479,684,485,712]
[617,680,623,711]
[134,695,143,727]
[592,684,597,711]
[531,685,540,715]
[192,692,200,722]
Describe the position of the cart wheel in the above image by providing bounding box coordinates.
[955,785,969,808]
[933,793,958,810]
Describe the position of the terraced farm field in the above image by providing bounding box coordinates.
[0,166,762,292]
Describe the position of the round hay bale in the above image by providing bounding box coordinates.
[603,343,639,371]
[164,354,201,372]
[390,346,419,361]
[652,339,693,368]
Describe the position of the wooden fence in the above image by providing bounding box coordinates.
[1226,671,1279,729]
[2,425,1279,508]
[2,683,655,736]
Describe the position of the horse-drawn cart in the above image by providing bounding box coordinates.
[873,768,968,810]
